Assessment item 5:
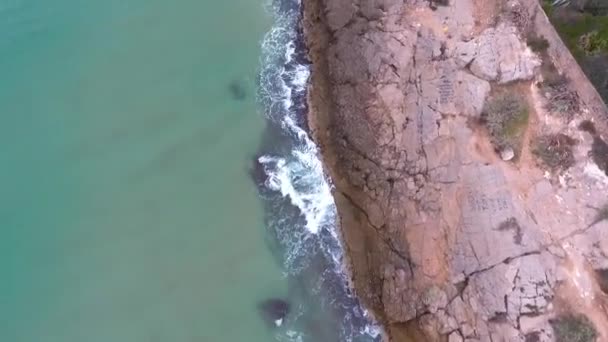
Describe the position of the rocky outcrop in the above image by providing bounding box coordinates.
[303,0,608,341]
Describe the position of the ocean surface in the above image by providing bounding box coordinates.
[0,0,378,341]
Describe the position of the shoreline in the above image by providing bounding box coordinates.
[252,0,382,340]
[299,0,608,341]
[300,0,397,340]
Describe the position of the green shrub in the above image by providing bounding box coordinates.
[481,93,530,158]
[533,133,576,171]
[550,314,597,342]
[578,30,608,55]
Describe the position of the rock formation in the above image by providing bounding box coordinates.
[258,298,290,327]
[303,0,608,341]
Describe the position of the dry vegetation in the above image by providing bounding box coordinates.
[481,92,529,159]
[532,133,576,171]
[538,60,580,121]
[550,314,597,342]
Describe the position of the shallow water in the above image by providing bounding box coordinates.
[0,0,378,341]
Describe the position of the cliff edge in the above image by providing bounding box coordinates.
[303,0,608,341]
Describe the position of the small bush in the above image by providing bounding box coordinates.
[578,30,608,55]
[481,93,530,158]
[550,314,597,342]
[533,133,576,171]
[540,71,580,120]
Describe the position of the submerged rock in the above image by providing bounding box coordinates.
[228,80,247,100]
[258,298,290,327]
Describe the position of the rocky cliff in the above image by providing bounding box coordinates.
[303,0,608,341]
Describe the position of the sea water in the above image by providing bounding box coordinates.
[0,0,378,341]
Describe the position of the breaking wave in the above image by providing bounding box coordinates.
[256,0,381,341]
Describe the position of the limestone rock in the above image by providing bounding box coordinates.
[501,147,515,161]
[302,0,608,340]
[448,332,464,342]
[454,24,540,83]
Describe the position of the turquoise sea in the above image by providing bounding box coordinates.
[0,0,378,341]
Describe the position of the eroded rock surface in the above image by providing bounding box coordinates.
[302,0,608,340]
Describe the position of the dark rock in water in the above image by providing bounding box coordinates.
[249,157,268,186]
[258,298,290,326]
[228,80,246,100]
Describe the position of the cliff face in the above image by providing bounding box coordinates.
[303,0,608,341]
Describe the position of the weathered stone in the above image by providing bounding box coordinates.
[455,24,540,83]
[449,331,464,342]
[302,0,608,340]
[501,147,515,161]
[422,286,448,314]
[258,299,290,326]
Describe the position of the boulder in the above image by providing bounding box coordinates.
[228,80,246,100]
[258,298,290,327]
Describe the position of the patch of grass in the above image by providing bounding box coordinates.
[545,8,608,58]
[481,92,530,159]
[540,71,580,120]
[550,314,597,342]
[537,60,579,121]
[533,133,577,171]
[542,6,608,103]
[579,30,608,55]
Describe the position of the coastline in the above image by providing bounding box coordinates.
[254,0,382,340]
[300,0,401,340]
[299,0,608,341]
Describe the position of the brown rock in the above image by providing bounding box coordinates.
[302,0,608,340]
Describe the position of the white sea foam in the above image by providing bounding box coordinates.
[285,41,295,63]
[258,0,380,340]
[258,142,334,235]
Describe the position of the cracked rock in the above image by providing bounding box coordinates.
[454,24,540,83]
